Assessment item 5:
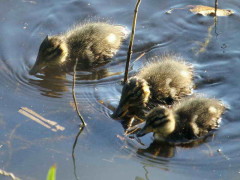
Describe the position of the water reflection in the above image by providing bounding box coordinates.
[136,133,213,159]
[29,68,69,98]
[138,141,176,158]
[28,63,121,98]
[72,126,85,180]
[75,67,122,81]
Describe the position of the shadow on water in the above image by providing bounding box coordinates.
[29,59,122,98]
[136,134,213,159]
[28,65,121,98]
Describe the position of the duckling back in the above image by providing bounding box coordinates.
[137,55,194,104]
[173,97,225,139]
[66,22,129,65]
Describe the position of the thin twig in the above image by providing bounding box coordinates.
[214,0,218,15]
[123,0,141,84]
[132,52,146,64]
[72,126,84,180]
[72,58,86,127]
[0,169,21,180]
[214,0,218,35]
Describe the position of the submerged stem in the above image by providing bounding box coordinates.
[214,0,218,15]
[72,126,84,180]
[71,58,86,180]
[123,0,141,84]
[214,0,218,36]
[72,58,86,127]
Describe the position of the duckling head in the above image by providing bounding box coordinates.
[29,36,68,75]
[137,107,175,140]
[112,77,150,118]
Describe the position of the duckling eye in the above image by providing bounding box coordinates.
[127,88,143,102]
[148,114,168,126]
[46,45,61,54]
[43,46,62,61]
[136,89,142,97]
[152,118,169,128]
[124,92,137,101]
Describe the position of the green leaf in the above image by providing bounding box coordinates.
[46,164,57,180]
[135,176,145,180]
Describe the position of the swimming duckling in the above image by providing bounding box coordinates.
[29,22,129,74]
[112,55,194,119]
[137,97,225,143]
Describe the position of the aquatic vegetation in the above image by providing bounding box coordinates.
[46,164,57,180]
[189,5,234,16]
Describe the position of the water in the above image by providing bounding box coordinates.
[0,0,240,179]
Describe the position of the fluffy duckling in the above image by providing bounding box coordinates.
[112,55,194,119]
[29,22,129,74]
[137,97,225,143]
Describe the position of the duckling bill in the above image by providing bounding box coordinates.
[30,22,129,75]
[112,55,194,119]
[137,97,225,143]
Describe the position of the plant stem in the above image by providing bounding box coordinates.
[72,58,86,127]
[123,0,141,84]
[214,0,218,35]
[72,126,84,180]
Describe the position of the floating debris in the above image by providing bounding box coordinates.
[189,5,234,16]
[165,7,185,14]
[217,148,230,160]
[0,169,21,180]
[18,107,65,132]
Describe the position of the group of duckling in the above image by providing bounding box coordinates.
[113,56,225,144]
[30,22,225,145]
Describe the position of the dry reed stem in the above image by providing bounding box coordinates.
[123,0,141,83]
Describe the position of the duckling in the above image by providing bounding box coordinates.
[112,55,194,119]
[137,97,225,143]
[29,22,129,74]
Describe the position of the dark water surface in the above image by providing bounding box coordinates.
[1,0,240,179]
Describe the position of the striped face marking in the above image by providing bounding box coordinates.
[144,107,176,136]
[142,83,150,104]
[58,43,68,63]
[121,77,150,107]
[112,77,150,118]
[38,36,68,64]
[147,111,169,128]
